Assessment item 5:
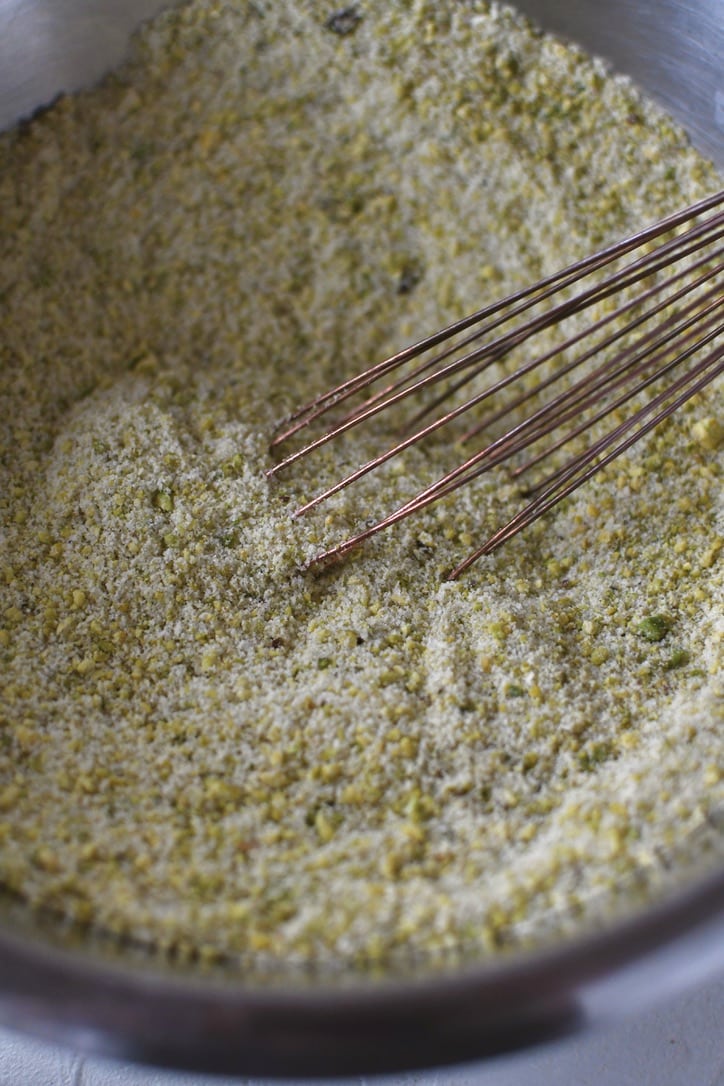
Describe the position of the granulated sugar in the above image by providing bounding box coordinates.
[0,0,722,970]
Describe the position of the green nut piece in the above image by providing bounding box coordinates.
[637,615,671,642]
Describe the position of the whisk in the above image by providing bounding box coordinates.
[268,189,724,579]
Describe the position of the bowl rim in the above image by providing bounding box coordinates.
[0,860,722,1076]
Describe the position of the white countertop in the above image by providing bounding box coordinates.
[1,972,722,1086]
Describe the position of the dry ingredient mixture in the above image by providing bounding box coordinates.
[0,1,722,972]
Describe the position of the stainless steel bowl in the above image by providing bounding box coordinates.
[0,0,723,1076]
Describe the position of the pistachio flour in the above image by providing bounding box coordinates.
[0,0,722,971]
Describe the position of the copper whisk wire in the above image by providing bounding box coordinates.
[267,190,724,579]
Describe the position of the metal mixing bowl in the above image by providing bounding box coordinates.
[0,0,723,1076]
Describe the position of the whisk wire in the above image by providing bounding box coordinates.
[270,188,724,444]
[269,191,724,576]
[460,346,724,577]
[311,338,723,579]
[460,243,724,444]
[400,209,724,438]
[353,297,724,527]
[512,293,724,482]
